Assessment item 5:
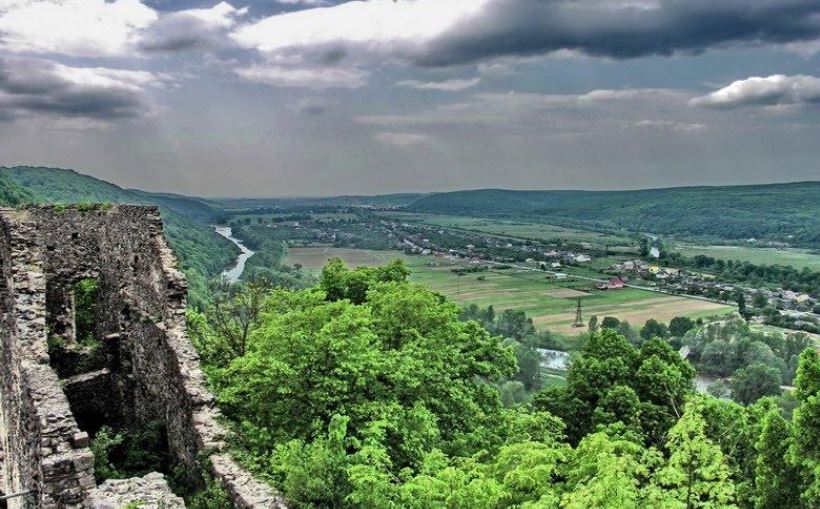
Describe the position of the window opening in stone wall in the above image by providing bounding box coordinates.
[73,278,100,347]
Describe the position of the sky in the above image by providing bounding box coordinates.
[0,0,819,197]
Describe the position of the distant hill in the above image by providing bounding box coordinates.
[405,183,820,247]
[1,167,237,298]
[212,193,428,210]
[128,189,222,224]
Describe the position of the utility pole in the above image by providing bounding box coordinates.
[572,298,584,328]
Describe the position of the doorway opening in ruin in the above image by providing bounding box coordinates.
[43,276,177,485]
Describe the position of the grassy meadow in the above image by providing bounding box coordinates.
[673,244,820,271]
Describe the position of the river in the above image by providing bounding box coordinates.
[214,226,255,283]
[536,348,571,370]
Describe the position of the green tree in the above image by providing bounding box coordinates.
[500,381,528,407]
[752,294,768,309]
[512,340,542,391]
[601,316,621,329]
[650,399,737,509]
[790,348,820,506]
[214,267,517,506]
[730,363,782,405]
[754,408,801,509]
[562,432,643,508]
[640,319,669,342]
[588,315,599,334]
[669,316,695,338]
[707,380,730,400]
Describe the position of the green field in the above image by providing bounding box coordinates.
[287,247,733,337]
[674,244,820,271]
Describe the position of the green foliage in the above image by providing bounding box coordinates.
[754,407,801,509]
[647,398,737,508]
[730,363,782,405]
[213,261,516,489]
[791,348,820,506]
[0,170,37,205]
[669,316,695,337]
[74,278,99,345]
[532,331,694,447]
[191,259,816,507]
[640,319,669,342]
[90,426,126,482]
[683,317,797,391]
[89,422,171,483]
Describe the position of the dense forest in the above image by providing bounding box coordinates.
[186,258,820,508]
[405,183,820,247]
[0,171,36,206]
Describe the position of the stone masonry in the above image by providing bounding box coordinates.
[0,205,285,508]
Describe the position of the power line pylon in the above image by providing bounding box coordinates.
[572,298,584,328]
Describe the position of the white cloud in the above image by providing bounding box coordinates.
[0,0,157,57]
[180,2,246,29]
[0,1,248,56]
[633,119,707,132]
[690,75,820,109]
[276,0,331,6]
[232,0,490,55]
[374,132,430,146]
[396,78,480,91]
[235,64,368,89]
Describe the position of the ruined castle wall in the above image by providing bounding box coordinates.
[0,210,95,508]
[0,205,283,508]
[24,207,210,475]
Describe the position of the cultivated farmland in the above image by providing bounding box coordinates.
[286,247,734,337]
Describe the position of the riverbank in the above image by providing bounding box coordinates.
[214,226,255,283]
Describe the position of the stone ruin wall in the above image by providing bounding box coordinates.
[0,205,284,508]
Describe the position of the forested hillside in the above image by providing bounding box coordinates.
[406,183,820,246]
[0,171,37,206]
[1,166,237,304]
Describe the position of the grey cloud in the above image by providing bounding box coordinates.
[139,2,246,52]
[140,14,226,51]
[0,56,154,122]
[396,78,480,91]
[293,97,334,114]
[417,0,820,66]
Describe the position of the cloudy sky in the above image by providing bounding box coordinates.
[0,0,819,196]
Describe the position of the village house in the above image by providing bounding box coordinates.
[598,276,626,290]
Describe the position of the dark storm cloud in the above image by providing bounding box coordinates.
[416,0,820,66]
[0,56,154,121]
